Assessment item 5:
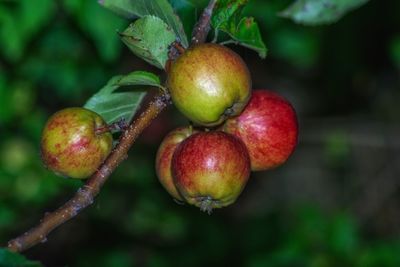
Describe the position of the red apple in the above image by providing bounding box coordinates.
[172,131,250,213]
[41,107,113,179]
[223,90,298,171]
[155,126,195,201]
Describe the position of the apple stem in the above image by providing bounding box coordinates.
[167,41,187,63]
[95,118,128,135]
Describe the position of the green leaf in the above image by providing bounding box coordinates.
[120,16,177,69]
[117,71,163,88]
[211,0,267,58]
[279,0,370,25]
[211,0,248,31]
[0,248,42,267]
[99,0,188,47]
[226,17,267,58]
[84,71,161,124]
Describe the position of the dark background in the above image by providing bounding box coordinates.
[1,0,400,266]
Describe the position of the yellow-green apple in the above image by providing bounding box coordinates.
[167,43,252,127]
[41,107,113,179]
[172,131,250,213]
[155,126,196,201]
[223,90,298,171]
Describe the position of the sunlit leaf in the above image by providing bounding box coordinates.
[211,0,267,58]
[226,17,267,58]
[279,0,370,25]
[212,0,248,31]
[117,71,163,88]
[84,71,161,124]
[120,16,176,69]
[99,0,188,47]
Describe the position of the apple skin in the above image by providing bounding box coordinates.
[41,107,113,179]
[167,43,252,127]
[223,90,298,171]
[155,126,196,201]
[172,131,250,213]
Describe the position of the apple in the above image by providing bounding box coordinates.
[167,43,252,127]
[155,126,196,201]
[172,131,250,213]
[223,90,298,171]
[41,107,113,179]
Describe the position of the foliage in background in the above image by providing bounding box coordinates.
[1,0,400,266]
[280,0,370,25]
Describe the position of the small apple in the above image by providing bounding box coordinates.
[167,43,252,127]
[172,131,250,213]
[223,90,298,171]
[155,126,195,201]
[41,107,113,179]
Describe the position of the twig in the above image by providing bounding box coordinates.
[191,0,217,45]
[7,0,218,253]
[7,93,171,252]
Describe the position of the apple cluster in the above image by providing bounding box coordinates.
[39,43,298,214]
[157,44,299,213]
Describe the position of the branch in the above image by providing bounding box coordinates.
[7,93,171,252]
[7,0,218,253]
[166,0,216,70]
[191,0,217,45]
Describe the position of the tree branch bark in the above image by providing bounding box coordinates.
[191,0,217,45]
[7,93,170,252]
[7,0,217,253]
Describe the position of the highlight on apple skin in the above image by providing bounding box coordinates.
[167,43,252,127]
[171,131,251,213]
[223,90,298,171]
[40,107,113,179]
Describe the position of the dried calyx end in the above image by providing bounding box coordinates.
[222,101,244,122]
[197,196,219,215]
[224,107,235,117]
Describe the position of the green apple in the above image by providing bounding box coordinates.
[41,107,113,179]
[167,43,252,127]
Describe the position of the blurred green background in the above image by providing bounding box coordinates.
[1,0,400,266]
